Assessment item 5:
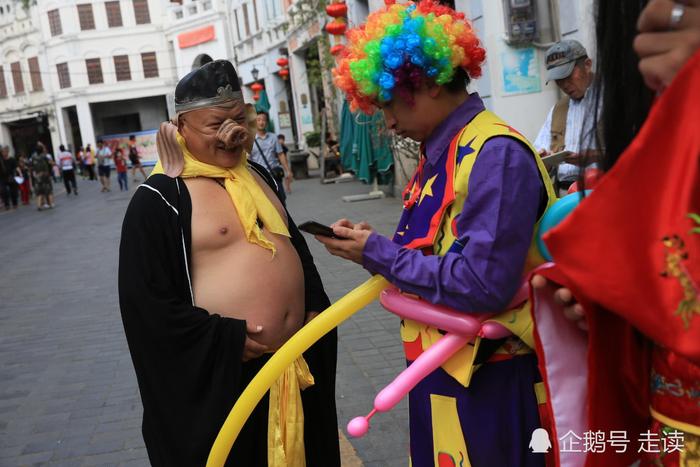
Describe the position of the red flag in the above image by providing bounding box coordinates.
[544,50,700,467]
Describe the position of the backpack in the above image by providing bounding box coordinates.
[32,154,50,173]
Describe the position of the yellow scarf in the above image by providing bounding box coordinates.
[267,357,314,467]
[150,133,290,255]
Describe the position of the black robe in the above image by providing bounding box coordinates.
[118,162,340,466]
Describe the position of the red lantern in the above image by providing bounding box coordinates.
[278,68,290,79]
[326,19,346,36]
[330,44,345,56]
[325,2,347,18]
[276,57,289,68]
[253,92,260,101]
[251,82,264,92]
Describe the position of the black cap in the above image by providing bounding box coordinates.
[175,60,243,113]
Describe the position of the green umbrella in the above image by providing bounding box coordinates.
[354,110,393,184]
[254,90,275,132]
[338,100,394,183]
[368,112,394,184]
[339,100,358,173]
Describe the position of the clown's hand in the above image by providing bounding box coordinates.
[333,218,374,232]
[530,274,588,331]
[315,220,374,265]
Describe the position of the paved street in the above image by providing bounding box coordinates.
[0,173,409,466]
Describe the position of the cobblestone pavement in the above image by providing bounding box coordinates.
[0,173,409,466]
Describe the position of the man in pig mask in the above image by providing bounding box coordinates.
[118,60,340,466]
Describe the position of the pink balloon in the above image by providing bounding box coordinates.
[374,333,469,411]
[347,416,369,437]
[379,287,491,335]
[479,321,513,339]
[349,282,528,438]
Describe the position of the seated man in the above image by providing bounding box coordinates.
[533,40,600,195]
[118,60,340,466]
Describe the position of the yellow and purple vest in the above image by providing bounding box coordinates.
[397,110,557,387]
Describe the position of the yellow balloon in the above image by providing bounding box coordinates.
[206,275,389,467]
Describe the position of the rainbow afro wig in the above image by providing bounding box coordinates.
[333,0,486,113]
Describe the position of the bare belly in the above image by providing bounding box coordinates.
[187,177,305,350]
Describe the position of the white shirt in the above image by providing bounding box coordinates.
[58,151,74,170]
[534,87,600,182]
[96,147,112,167]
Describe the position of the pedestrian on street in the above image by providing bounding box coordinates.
[17,155,31,205]
[30,142,54,210]
[318,1,557,465]
[114,148,128,191]
[0,145,20,210]
[277,133,292,193]
[127,135,147,182]
[75,146,85,178]
[324,132,343,178]
[84,144,96,181]
[96,139,112,192]
[249,111,291,201]
[118,60,340,466]
[57,145,78,196]
[48,152,60,184]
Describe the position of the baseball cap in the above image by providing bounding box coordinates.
[545,40,588,82]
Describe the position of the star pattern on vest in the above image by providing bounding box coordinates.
[457,136,477,166]
[419,174,438,205]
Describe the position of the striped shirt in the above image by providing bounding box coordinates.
[534,86,600,182]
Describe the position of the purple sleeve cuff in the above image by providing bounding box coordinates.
[361,232,400,278]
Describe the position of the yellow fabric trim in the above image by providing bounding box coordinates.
[650,407,700,437]
[267,357,315,467]
[150,133,290,255]
[430,394,471,467]
[400,319,481,387]
[534,382,548,405]
[484,301,536,350]
[441,336,481,388]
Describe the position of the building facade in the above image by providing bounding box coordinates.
[231,0,295,143]
[165,0,235,80]
[0,0,597,167]
[0,0,178,158]
[0,1,56,157]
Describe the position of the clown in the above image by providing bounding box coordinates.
[316,1,557,465]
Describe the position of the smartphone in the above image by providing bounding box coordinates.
[298,221,346,239]
[540,150,573,170]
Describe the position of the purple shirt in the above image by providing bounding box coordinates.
[362,94,545,312]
